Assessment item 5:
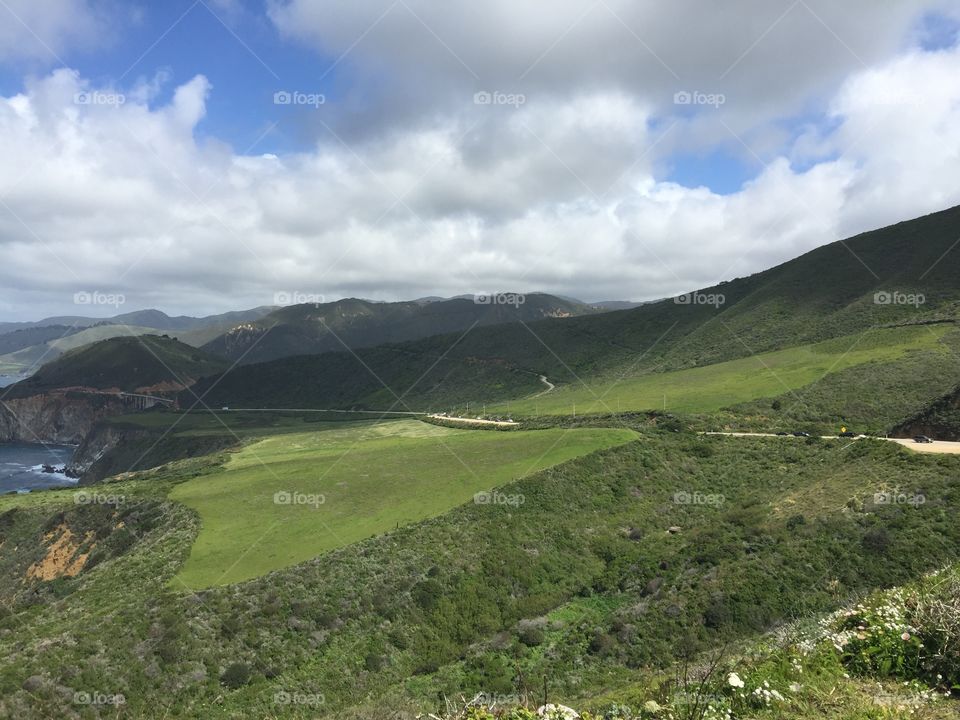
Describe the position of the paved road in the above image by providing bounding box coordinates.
[703,432,960,454]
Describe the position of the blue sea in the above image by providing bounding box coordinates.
[0,443,77,494]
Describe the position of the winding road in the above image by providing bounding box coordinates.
[533,374,555,397]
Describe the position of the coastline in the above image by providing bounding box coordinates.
[0,441,78,494]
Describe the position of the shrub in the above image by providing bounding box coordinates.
[413,579,443,610]
[364,653,388,672]
[588,631,616,656]
[862,527,891,555]
[220,662,251,689]
[518,625,544,647]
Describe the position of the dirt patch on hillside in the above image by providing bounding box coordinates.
[26,524,96,581]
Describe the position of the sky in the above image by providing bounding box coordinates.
[0,0,959,320]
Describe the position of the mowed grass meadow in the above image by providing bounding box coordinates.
[170,420,637,587]
[489,325,952,416]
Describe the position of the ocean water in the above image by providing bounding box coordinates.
[0,443,77,494]
[0,375,21,388]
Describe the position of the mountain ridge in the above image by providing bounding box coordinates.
[201,292,603,364]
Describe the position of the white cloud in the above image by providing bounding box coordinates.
[0,0,106,62]
[267,0,941,141]
[0,18,959,319]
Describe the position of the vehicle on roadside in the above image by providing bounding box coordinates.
[913,435,934,443]
[775,431,789,436]
[839,431,857,437]
[792,431,811,437]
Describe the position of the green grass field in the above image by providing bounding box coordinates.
[170,420,637,588]
[487,325,952,417]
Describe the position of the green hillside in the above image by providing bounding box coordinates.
[486,324,954,416]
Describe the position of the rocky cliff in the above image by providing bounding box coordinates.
[0,392,129,445]
[74,423,236,485]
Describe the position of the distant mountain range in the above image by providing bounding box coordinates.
[0,296,646,374]
[0,307,273,375]
[0,307,273,334]
[200,293,603,364]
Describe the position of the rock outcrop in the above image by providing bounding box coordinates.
[0,392,129,445]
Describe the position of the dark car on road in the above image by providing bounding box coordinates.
[839,431,857,437]
[792,431,811,437]
[913,435,934,443]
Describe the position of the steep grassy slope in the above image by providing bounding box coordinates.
[201,294,600,364]
[5,335,229,398]
[185,205,960,415]
[170,420,637,587]
[699,326,960,435]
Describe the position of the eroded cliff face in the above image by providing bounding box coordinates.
[0,392,128,445]
[891,386,960,441]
